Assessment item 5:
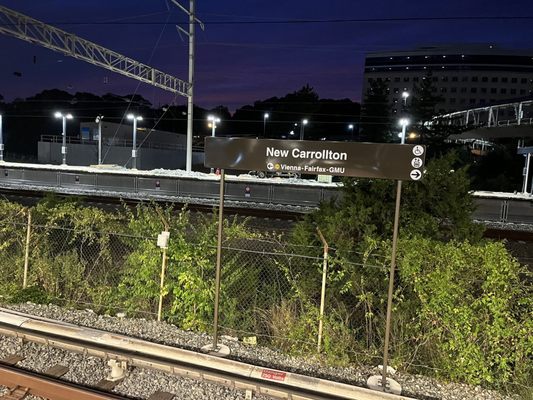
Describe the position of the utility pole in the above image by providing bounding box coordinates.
[172,0,204,172]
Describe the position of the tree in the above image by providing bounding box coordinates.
[360,80,392,142]
[409,72,459,153]
[292,151,483,255]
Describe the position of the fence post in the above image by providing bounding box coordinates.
[316,227,329,353]
[156,231,170,322]
[23,209,32,289]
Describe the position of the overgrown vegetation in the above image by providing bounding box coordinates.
[0,153,531,391]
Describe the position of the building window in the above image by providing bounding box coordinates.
[481,88,487,93]
[482,77,488,82]
[450,98,457,104]
[385,78,391,82]
[511,78,517,83]
[460,87,467,93]
[368,78,374,83]
[502,77,508,83]
[491,88,497,94]
[471,88,477,93]
[460,99,466,104]
[404,77,409,82]
[451,87,457,93]
[377,78,382,82]
[452,76,458,82]
[432,77,438,82]
[480,99,486,104]
[492,77,498,83]
[472,76,478,82]
[520,89,526,95]
[500,88,507,94]
[413,77,419,82]
[511,88,517,95]
[469,98,476,104]
[441,87,447,93]
[462,77,468,82]
[521,78,527,84]
[441,76,448,82]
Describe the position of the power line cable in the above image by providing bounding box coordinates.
[5,15,533,26]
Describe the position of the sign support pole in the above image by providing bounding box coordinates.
[212,169,225,351]
[381,179,403,391]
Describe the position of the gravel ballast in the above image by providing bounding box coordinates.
[0,303,522,400]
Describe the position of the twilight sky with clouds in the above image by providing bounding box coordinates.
[1,0,533,110]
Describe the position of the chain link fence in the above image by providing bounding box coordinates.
[1,205,530,396]
[0,209,390,361]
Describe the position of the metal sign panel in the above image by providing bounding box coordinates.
[204,137,426,181]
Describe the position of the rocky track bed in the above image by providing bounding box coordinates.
[1,303,520,400]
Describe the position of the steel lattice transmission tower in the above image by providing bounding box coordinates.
[0,4,203,172]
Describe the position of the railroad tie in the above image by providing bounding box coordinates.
[96,378,123,391]
[0,386,29,400]
[0,355,25,366]
[147,391,175,400]
[43,365,69,378]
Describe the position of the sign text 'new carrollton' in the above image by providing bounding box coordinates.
[266,146,347,161]
[204,137,426,181]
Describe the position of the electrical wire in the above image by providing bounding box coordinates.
[6,15,533,26]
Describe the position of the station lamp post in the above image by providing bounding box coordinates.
[127,113,143,169]
[207,114,221,137]
[263,113,269,137]
[401,91,410,106]
[398,118,410,144]
[348,123,354,140]
[207,115,221,173]
[299,118,308,140]
[95,115,104,165]
[54,111,73,165]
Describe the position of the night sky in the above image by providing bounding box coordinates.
[1,0,533,110]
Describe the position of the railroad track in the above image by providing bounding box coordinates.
[0,361,133,400]
[0,309,414,400]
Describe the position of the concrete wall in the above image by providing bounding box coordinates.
[38,142,192,170]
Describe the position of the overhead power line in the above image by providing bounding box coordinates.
[2,15,533,27]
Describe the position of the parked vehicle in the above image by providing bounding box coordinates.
[249,170,301,179]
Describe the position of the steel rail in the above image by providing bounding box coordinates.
[0,309,415,400]
[0,362,130,400]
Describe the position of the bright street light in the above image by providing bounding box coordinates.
[347,123,354,141]
[398,118,410,144]
[401,91,410,106]
[54,111,73,165]
[207,115,221,137]
[300,119,308,140]
[207,115,221,173]
[95,115,104,165]
[127,113,143,169]
[263,112,269,137]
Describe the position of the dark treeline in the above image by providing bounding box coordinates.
[0,85,360,159]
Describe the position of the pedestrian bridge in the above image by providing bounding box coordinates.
[436,99,533,140]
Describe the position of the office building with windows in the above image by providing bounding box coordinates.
[363,45,533,115]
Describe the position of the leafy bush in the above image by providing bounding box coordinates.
[399,238,533,386]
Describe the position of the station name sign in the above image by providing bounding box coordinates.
[205,137,426,181]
